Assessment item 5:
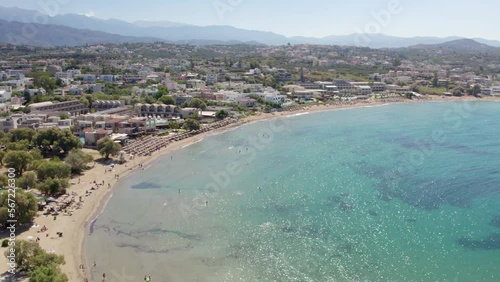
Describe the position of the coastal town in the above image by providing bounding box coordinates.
[0,40,499,282]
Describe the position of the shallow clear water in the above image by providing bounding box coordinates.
[86,102,500,282]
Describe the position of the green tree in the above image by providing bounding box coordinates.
[0,175,7,188]
[3,151,33,175]
[159,95,176,105]
[37,178,69,195]
[249,61,260,69]
[0,189,38,228]
[64,149,94,174]
[80,94,96,111]
[188,98,207,110]
[17,171,37,190]
[30,149,44,161]
[97,137,122,159]
[452,87,465,97]
[392,57,402,67]
[0,150,5,166]
[6,140,30,151]
[30,264,68,282]
[215,109,229,120]
[55,78,65,87]
[4,240,65,275]
[59,114,69,120]
[35,160,71,181]
[34,129,82,156]
[472,84,481,96]
[168,120,179,130]
[55,130,82,155]
[183,119,201,131]
[8,128,36,143]
[33,74,56,93]
[432,72,439,88]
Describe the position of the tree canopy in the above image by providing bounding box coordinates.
[188,98,207,110]
[33,128,82,156]
[0,189,38,228]
[159,95,176,105]
[17,171,37,190]
[64,149,94,174]
[3,151,33,175]
[34,160,71,182]
[215,109,229,120]
[168,120,179,130]
[97,137,122,159]
[37,178,70,196]
[4,240,67,281]
[183,119,201,131]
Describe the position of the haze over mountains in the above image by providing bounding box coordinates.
[1,6,500,49]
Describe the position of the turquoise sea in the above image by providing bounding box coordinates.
[86,102,500,282]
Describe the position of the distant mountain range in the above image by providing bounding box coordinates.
[1,6,500,49]
[407,38,500,53]
[0,20,159,46]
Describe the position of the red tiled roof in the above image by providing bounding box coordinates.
[128,119,146,123]
[107,118,126,123]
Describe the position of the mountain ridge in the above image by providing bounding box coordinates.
[0,19,161,47]
[1,6,500,48]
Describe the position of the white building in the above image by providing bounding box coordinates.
[490,86,500,96]
[264,94,286,104]
[357,86,372,95]
[0,86,12,103]
[7,70,25,80]
[206,73,219,85]
[186,79,206,89]
[100,75,115,82]
[67,69,81,78]
[55,72,68,79]
[82,74,96,83]
[215,90,246,103]
[0,72,7,81]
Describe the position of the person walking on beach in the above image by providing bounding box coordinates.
[102,273,106,281]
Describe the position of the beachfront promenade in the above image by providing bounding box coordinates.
[123,118,238,156]
[123,97,422,158]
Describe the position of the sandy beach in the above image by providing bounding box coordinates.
[0,95,497,281]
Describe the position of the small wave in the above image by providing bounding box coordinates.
[287,112,310,118]
[89,192,114,235]
[182,138,204,148]
[362,103,390,108]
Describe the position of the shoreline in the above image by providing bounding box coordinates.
[2,96,498,281]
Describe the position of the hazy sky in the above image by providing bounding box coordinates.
[2,0,499,40]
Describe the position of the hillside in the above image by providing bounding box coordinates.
[1,6,500,48]
[408,39,500,53]
[0,20,161,46]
